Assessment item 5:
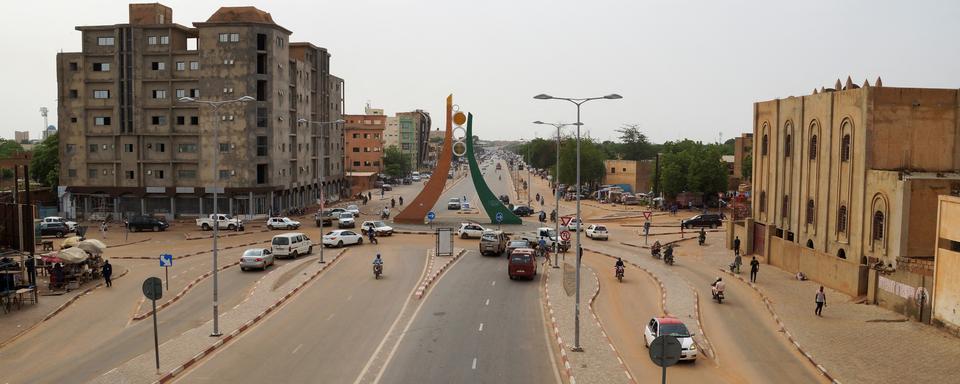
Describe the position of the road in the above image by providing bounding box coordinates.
[379,241,557,384]
[430,158,520,225]
[175,237,429,383]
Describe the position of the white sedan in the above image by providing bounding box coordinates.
[643,317,698,361]
[345,204,361,216]
[322,230,363,248]
[564,218,584,232]
[266,217,301,230]
[457,223,486,239]
[585,224,609,240]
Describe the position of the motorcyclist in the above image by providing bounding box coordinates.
[664,244,674,264]
[711,277,726,298]
[698,228,706,242]
[651,240,662,258]
[373,253,384,276]
[368,228,377,244]
[381,206,390,219]
[615,257,625,278]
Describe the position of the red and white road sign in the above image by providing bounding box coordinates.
[643,211,652,220]
[560,230,571,241]
[560,216,573,227]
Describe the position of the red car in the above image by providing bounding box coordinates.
[508,248,537,280]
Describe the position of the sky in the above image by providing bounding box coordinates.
[3,0,960,144]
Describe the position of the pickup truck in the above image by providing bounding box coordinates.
[42,216,77,232]
[196,214,244,231]
[517,227,570,252]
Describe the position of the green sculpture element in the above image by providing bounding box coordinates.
[466,113,522,225]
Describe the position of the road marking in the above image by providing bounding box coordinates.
[472,357,478,370]
[326,313,335,321]
[478,323,484,332]
[491,281,496,286]
[484,299,490,306]
[292,344,303,355]
[346,295,353,301]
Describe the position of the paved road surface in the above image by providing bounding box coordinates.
[176,238,429,383]
[379,243,557,384]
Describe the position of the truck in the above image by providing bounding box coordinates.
[517,227,570,252]
[196,214,244,231]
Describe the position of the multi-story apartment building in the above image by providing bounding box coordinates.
[56,4,345,219]
[383,116,400,149]
[396,110,431,170]
[343,113,385,173]
[747,78,960,308]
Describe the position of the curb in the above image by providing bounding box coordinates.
[394,230,434,235]
[586,269,637,383]
[543,269,576,384]
[131,261,242,321]
[413,248,467,299]
[720,268,839,383]
[618,235,697,250]
[111,240,270,260]
[185,228,271,241]
[155,248,348,384]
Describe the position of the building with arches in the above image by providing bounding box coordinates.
[747,78,960,315]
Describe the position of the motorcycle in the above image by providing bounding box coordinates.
[651,247,661,259]
[729,262,741,274]
[712,284,725,303]
[698,235,705,246]
[373,264,383,279]
[615,265,625,283]
[663,252,675,266]
[368,232,379,244]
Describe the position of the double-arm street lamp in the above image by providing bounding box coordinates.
[533,121,582,270]
[533,93,622,351]
[178,95,255,337]
[298,118,345,265]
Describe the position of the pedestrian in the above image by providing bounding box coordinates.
[733,253,742,273]
[750,256,760,283]
[381,189,385,198]
[99,221,108,239]
[815,286,826,316]
[391,198,396,208]
[102,259,113,287]
[25,256,36,287]
[399,196,404,206]
[368,191,372,201]
[733,236,741,256]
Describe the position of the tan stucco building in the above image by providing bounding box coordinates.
[749,78,960,299]
[604,159,653,194]
[933,195,960,332]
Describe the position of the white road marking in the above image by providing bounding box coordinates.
[346,295,353,301]
[491,281,496,286]
[484,299,490,306]
[478,323,484,332]
[472,357,478,370]
[292,344,303,354]
[326,313,335,321]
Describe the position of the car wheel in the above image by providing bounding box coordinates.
[461,233,468,239]
[267,225,273,230]
[338,241,344,248]
[358,238,363,245]
[291,251,298,259]
[153,225,160,232]
[57,231,65,238]
[228,224,236,230]
[308,246,313,254]
[202,223,211,231]
[241,267,246,271]
[711,224,717,229]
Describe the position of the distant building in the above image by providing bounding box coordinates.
[396,110,431,170]
[43,125,57,140]
[14,131,28,144]
[732,133,753,183]
[384,116,400,149]
[343,112,385,194]
[603,159,654,194]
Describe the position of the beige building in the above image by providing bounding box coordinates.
[383,116,400,149]
[603,159,653,194]
[934,195,960,332]
[56,3,345,219]
[731,133,753,188]
[747,77,960,302]
[14,131,29,144]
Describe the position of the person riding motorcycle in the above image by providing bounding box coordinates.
[372,253,384,277]
[651,240,662,258]
[381,206,390,219]
[698,228,706,245]
[367,228,378,244]
[711,277,726,300]
[663,244,674,264]
[615,257,625,278]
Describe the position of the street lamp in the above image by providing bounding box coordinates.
[298,118,345,265]
[533,120,582,270]
[178,95,255,337]
[533,93,622,351]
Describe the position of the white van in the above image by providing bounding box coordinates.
[271,232,313,259]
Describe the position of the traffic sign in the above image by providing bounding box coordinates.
[649,335,682,367]
[560,230,571,241]
[560,216,573,227]
[159,253,173,267]
[427,211,436,221]
[643,211,653,220]
[495,212,504,223]
[142,277,163,301]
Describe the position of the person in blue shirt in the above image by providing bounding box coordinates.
[373,253,383,265]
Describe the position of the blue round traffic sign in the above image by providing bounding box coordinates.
[427,211,436,221]
[495,212,504,223]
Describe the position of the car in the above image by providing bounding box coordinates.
[374,180,384,188]
[411,175,421,182]
[338,212,356,228]
[643,317,698,361]
[40,222,69,238]
[382,184,394,191]
[506,239,530,256]
[508,248,537,280]
[512,205,535,217]
[681,214,722,229]
[360,221,394,236]
[345,205,361,216]
[127,215,170,232]
[267,217,301,230]
[402,177,412,185]
[447,198,462,210]
[585,224,609,240]
[239,248,274,271]
[563,217,584,232]
[322,230,363,248]
[42,216,77,232]
[457,223,486,239]
[315,209,338,227]
[271,233,313,259]
[479,230,509,256]
[196,214,243,231]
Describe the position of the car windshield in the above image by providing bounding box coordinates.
[546,229,558,238]
[659,323,691,338]
[509,241,528,247]
[347,205,358,210]
[511,254,532,263]
[371,221,385,227]
[481,233,498,241]
[242,249,263,256]
[450,199,459,203]
[340,213,353,219]
[595,226,607,231]
[324,231,338,237]
[272,237,289,245]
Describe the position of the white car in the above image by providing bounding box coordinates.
[271,233,312,259]
[457,223,486,239]
[564,218,584,232]
[42,217,78,232]
[361,221,394,236]
[411,175,421,182]
[323,230,363,248]
[585,224,609,240]
[266,217,301,230]
[338,212,356,228]
[239,248,274,271]
[643,317,697,361]
[345,204,361,216]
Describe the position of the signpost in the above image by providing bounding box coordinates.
[649,335,682,384]
[643,210,653,221]
[560,230,571,242]
[495,211,503,230]
[643,221,651,245]
[142,277,163,373]
[159,254,173,291]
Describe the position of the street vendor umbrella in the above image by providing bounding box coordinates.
[58,247,89,264]
[61,236,82,249]
[77,239,107,255]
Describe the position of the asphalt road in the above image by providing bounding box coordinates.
[431,159,519,224]
[379,242,557,384]
[175,238,429,383]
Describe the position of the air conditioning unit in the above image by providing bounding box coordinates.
[146,170,152,175]
[230,170,236,175]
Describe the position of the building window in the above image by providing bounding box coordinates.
[124,144,134,152]
[230,33,239,42]
[841,134,851,162]
[176,89,186,99]
[178,169,196,179]
[806,200,815,224]
[95,117,111,126]
[809,135,818,160]
[837,249,846,259]
[759,192,766,213]
[160,36,169,45]
[66,144,76,154]
[256,108,268,127]
[352,161,361,167]
[781,196,789,218]
[219,33,229,42]
[151,116,166,125]
[256,136,268,156]
[189,61,199,70]
[190,116,199,125]
[177,144,197,153]
[92,62,110,72]
[219,170,230,180]
[93,90,110,99]
[68,169,77,177]
[125,171,135,180]
[88,169,97,179]
[176,62,185,71]
[97,37,114,46]
[71,117,78,123]
[69,62,78,70]
[152,89,167,99]
[69,90,78,98]
[784,134,792,157]
[88,144,98,153]
[219,143,230,152]
[837,205,848,233]
[176,116,185,125]
[148,36,157,45]
[352,147,360,153]
[155,143,165,152]
[761,134,768,156]
[151,61,165,70]
[873,211,885,241]
[152,170,165,179]
[190,89,200,98]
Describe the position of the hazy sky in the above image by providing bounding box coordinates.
[3,0,959,144]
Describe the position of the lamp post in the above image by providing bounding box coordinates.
[533,93,622,351]
[178,95,255,337]
[534,121,581,269]
[298,118,345,265]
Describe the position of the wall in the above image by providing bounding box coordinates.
[768,237,867,296]
[934,195,960,330]
[866,87,959,172]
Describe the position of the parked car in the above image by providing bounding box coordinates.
[512,205,535,217]
[457,223,486,239]
[338,212,356,228]
[508,248,537,280]
[563,217,584,232]
[506,239,530,256]
[42,216,77,232]
[360,221,394,236]
[315,209,338,227]
[479,230,509,256]
[271,233,313,259]
[40,222,69,238]
[196,214,243,231]
[643,317,698,361]
[127,215,170,232]
[382,184,394,191]
[267,217,301,230]
[322,230,363,248]
[681,214,722,229]
[622,194,640,205]
[345,205,361,216]
[447,198,462,210]
[411,175,421,182]
[239,248,274,271]
[585,224,609,240]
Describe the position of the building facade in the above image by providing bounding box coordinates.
[751,78,960,299]
[933,195,960,332]
[343,113,385,174]
[56,3,345,219]
[731,132,753,189]
[395,110,431,171]
[603,159,653,194]
[383,116,399,149]
[14,131,28,144]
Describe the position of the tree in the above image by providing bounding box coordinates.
[616,124,656,160]
[0,139,24,179]
[30,133,59,186]
[556,138,606,186]
[654,139,728,199]
[382,146,411,179]
[741,154,752,183]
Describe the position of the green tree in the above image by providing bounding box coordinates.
[616,124,655,160]
[741,154,752,183]
[0,139,24,179]
[382,145,411,179]
[654,139,728,199]
[30,133,59,186]
[556,138,606,186]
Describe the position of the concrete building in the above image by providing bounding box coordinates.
[14,131,28,144]
[396,110,431,171]
[43,125,58,140]
[383,116,400,149]
[744,77,960,304]
[343,113,385,174]
[603,159,653,194]
[933,195,960,333]
[56,3,345,220]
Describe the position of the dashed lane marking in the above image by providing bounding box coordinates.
[292,344,303,355]
[326,313,335,321]
[478,323,484,332]
[472,358,478,370]
[484,299,490,306]
[491,281,496,286]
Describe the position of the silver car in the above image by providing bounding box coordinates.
[240,248,274,271]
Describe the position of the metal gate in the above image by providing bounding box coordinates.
[752,223,766,257]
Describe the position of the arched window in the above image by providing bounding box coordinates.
[837,205,848,233]
[809,135,818,160]
[761,134,769,156]
[806,239,814,248]
[837,249,847,259]
[841,134,851,162]
[784,134,792,157]
[873,211,885,241]
[806,200,815,224]
[782,195,790,218]
[759,192,767,213]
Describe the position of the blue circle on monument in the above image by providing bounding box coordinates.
[427,211,436,221]
[495,212,504,223]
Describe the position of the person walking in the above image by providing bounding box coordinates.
[749,256,760,283]
[399,196,404,206]
[368,191,372,201]
[815,286,826,316]
[102,260,113,288]
[733,236,741,256]
[99,221,108,239]
[391,198,396,209]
